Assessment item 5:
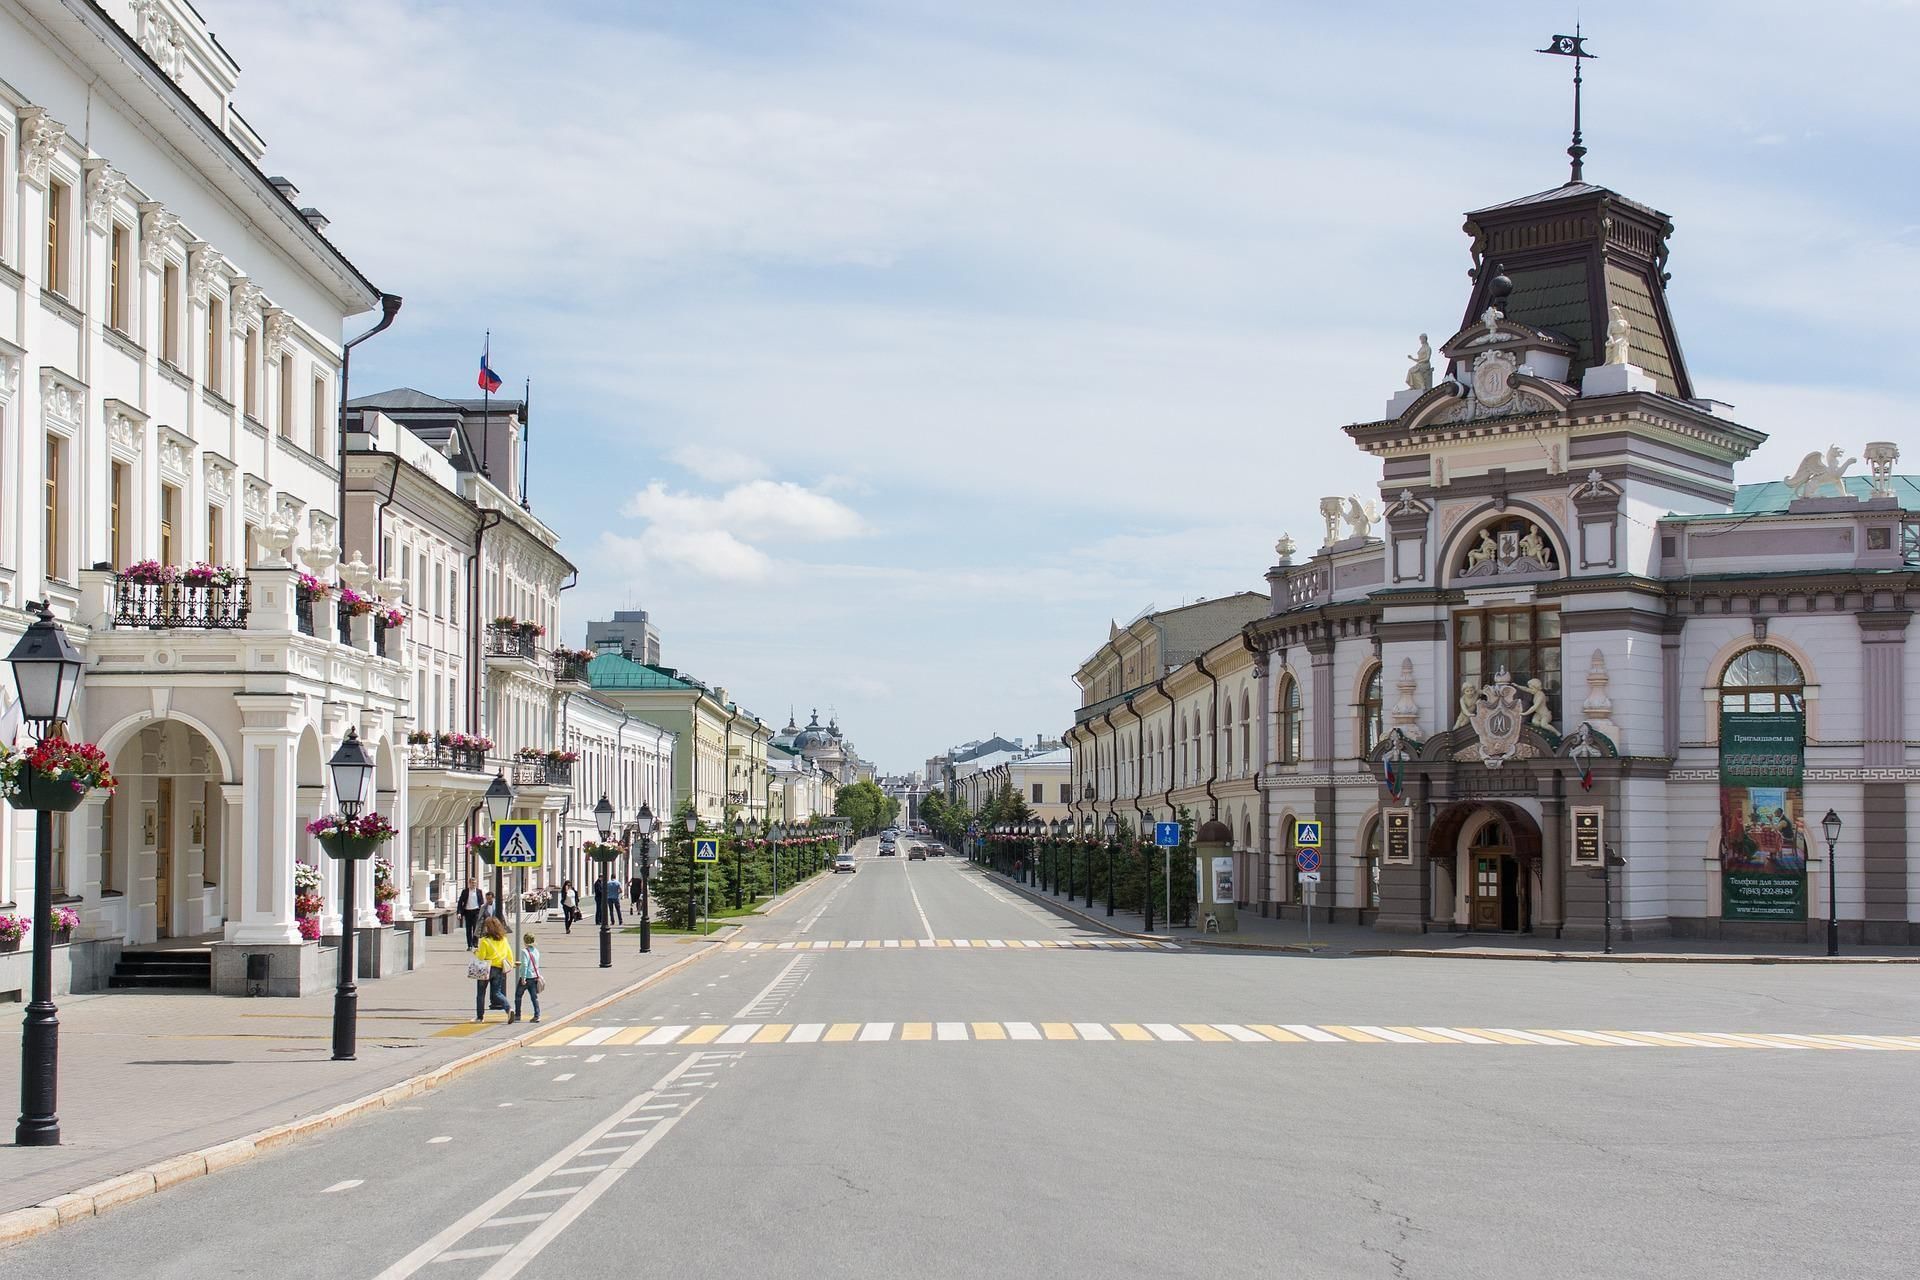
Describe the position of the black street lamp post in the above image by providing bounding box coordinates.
[593,794,616,968]
[1142,831,1155,934]
[769,822,786,896]
[684,808,700,934]
[327,728,376,1062]
[634,803,656,955]
[9,601,84,1146]
[1084,818,1096,909]
[484,771,513,920]
[1822,809,1843,957]
[1102,813,1118,917]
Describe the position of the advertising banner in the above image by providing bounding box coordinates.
[1718,711,1807,921]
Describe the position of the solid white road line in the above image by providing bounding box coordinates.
[733,955,804,1019]
[322,1179,363,1194]
[375,1055,704,1280]
[906,867,936,941]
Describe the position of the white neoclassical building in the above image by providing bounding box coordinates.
[0,0,416,995]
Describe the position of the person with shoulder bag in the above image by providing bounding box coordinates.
[515,932,543,1024]
[473,916,514,1022]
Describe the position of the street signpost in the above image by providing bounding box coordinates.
[694,837,719,932]
[494,820,542,952]
[1296,845,1321,943]
[693,837,720,862]
[1295,819,1323,849]
[1153,822,1180,848]
[1295,848,1320,873]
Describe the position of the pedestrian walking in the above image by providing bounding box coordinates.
[592,874,608,926]
[606,874,624,924]
[458,879,485,948]
[484,892,504,922]
[560,880,579,934]
[473,916,514,1022]
[515,932,543,1024]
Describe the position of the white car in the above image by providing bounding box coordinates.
[834,853,857,873]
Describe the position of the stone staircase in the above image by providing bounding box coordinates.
[107,948,213,991]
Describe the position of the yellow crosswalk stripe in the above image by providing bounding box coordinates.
[1456,1028,1535,1045]
[602,1024,660,1045]
[1321,1025,1386,1043]
[1385,1026,1460,1044]
[823,1022,861,1042]
[1526,1029,1619,1046]
[1247,1024,1305,1042]
[674,1025,727,1045]
[1111,1023,1154,1041]
[431,1023,490,1038]
[900,1022,933,1041]
[1180,1023,1232,1042]
[529,1027,591,1047]
[1040,1022,1079,1040]
[971,1022,1007,1040]
[752,1024,793,1044]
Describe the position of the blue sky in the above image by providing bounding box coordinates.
[212,0,1918,772]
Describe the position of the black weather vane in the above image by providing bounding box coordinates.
[1538,27,1596,182]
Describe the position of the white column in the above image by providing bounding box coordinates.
[228,697,302,944]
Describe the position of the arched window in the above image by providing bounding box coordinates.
[1222,698,1234,773]
[1361,819,1381,911]
[1239,689,1252,773]
[1719,647,1805,714]
[1279,676,1303,764]
[1359,664,1384,757]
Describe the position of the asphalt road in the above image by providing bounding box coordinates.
[10,838,1920,1279]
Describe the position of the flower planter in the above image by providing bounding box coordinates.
[9,769,90,813]
[317,833,383,861]
[0,936,19,953]
[53,928,72,946]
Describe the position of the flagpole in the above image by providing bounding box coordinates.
[520,377,531,510]
[480,330,491,474]
[1569,22,1585,181]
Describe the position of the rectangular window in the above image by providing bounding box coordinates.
[243,325,260,418]
[160,484,180,565]
[243,522,259,569]
[110,462,129,568]
[162,262,182,363]
[1031,783,1043,803]
[50,814,67,896]
[207,504,223,565]
[43,434,65,580]
[109,223,131,333]
[434,564,445,617]
[101,795,117,894]
[1059,783,1070,803]
[44,177,69,296]
[310,375,328,457]
[278,354,295,438]
[205,297,225,390]
[1454,605,1562,725]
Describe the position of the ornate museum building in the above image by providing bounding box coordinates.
[1068,176,1918,943]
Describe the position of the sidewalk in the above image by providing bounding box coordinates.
[0,912,726,1219]
[984,865,1920,964]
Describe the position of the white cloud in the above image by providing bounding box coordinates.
[670,445,767,484]
[622,480,866,542]
[598,527,772,584]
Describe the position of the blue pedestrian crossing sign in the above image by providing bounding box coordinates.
[1295,819,1323,849]
[1153,821,1182,848]
[694,837,720,863]
[493,820,543,869]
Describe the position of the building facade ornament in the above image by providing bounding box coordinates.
[275,494,305,527]
[1273,534,1296,565]
[231,278,265,334]
[84,162,127,232]
[131,0,187,79]
[1459,520,1556,579]
[0,351,20,410]
[157,429,191,480]
[1470,349,1519,408]
[204,458,234,504]
[243,479,270,523]
[263,308,291,360]
[1341,496,1380,541]
[106,402,145,458]
[18,107,65,185]
[1318,497,1344,548]
[1390,657,1420,727]
[1863,441,1900,498]
[39,370,82,433]
[188,243,226,302]
[139,202,181,268]
[1604,303,1632,365]
[1464,669,1527,768]
[1785,446,1856,500]
[1404,334,1432,391]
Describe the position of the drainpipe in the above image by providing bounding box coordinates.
[1194,655,1221,819]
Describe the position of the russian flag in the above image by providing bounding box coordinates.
[477,337,503,394]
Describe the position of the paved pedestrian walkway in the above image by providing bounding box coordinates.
[986,865,1920,962]
[0,915,722,1214]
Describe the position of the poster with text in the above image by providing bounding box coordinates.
[1719,711,1807,921]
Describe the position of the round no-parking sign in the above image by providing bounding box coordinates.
[1296,848,1320,873]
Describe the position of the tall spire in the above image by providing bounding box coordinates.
[1538,28,1596,182]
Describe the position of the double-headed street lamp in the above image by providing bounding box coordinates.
[10,602,85,1145]
[769,822,786,896]
[684,808,700,933]
[1027,817,1043,887]
[593,794,616,968]
[634,802,656,955]
[326,728,375,1062]
[732,815,748,910]
[1102,813,1118,917]
[484,770,514,914]
[1821,808,1843,957]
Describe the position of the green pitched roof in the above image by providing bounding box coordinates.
[588,652,700,691]
[1678,475,1920,518]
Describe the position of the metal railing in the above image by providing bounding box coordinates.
[408,744,490,773]
[486,624,540,660]
[111,575,250,630]
[554,653,590,683]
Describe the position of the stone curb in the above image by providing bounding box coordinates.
[0,936,725,1250]
[987,868,1915,964]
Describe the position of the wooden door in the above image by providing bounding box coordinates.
[155,779,173,938]
[1470,855,1501,930]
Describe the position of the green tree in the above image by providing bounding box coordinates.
[651,801,714,930]
[834,779,891,835]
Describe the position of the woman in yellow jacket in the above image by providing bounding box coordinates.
[474,916,515,1022]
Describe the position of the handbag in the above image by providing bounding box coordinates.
[535,977,546,995]
[466,954,489,981]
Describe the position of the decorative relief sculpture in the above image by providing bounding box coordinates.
[140,203,180,269]
[0,353,20,411]
[19,108,65,185]
[107,407,144,457]
[1470,350,1518,407]
[1523,678,1555,731]
[1318,497,1344,548]
[39,372,82,431]
[1864,441,1901,498]
[1785,446,1856,500]
[85,163,127,232]
[1458,520,1556,579]
[1405,334,1432,392]
[1454,679,1478,729]
[1390,658,1420,727]
[1604,303,1632,365]
[204,461,234,505]
[263,310,291,361]
[230,279,265,335]
[1341,496,1380,541]
[188,244,226,303]
[1464,669,1527,769]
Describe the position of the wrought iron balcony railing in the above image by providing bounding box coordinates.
[111,574,250,630]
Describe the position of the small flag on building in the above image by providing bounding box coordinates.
[477,336,503,394]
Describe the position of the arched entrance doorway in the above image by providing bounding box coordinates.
[107,719,229,942]
[1428,801,1543,933]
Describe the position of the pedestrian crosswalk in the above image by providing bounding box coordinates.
[522,1020,1920,1052]
[723,938,1181,951]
